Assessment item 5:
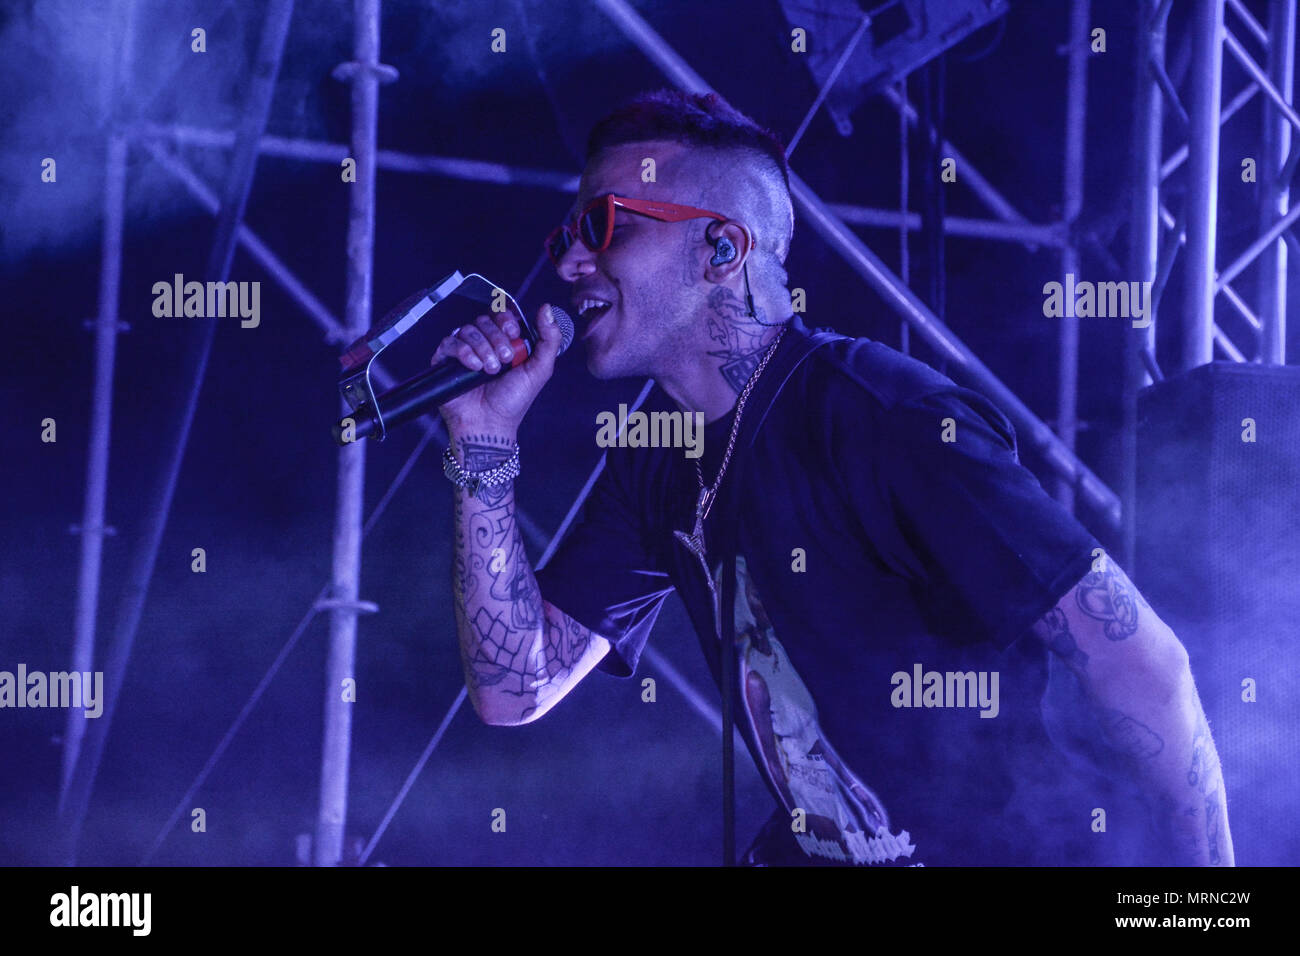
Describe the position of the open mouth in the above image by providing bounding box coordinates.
[578,298,613,335]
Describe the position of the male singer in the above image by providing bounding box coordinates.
[431,90,1232,866]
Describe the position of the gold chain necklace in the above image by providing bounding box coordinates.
[673,326,786,582]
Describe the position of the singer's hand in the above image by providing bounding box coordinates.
[434,305,563,434]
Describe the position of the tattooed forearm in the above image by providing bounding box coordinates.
[448,434,596,723]
[1035,566,1231,864]
[1074,564,1148,641]
[1091,699,1233,865]
[1144,708,1233,865]
[451,445,540,697]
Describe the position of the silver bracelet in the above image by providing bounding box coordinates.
[442,443,520,498]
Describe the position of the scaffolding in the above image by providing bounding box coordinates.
[1122,0,1295,562]
[58,0,1294,865]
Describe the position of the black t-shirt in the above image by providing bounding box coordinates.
[536,316,1107,865]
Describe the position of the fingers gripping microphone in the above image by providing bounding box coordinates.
[332,307,574,445]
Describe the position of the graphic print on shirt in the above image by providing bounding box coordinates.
[722,554,919,865]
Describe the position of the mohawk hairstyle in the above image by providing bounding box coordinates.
[585,89,796,278]
[585,89,790,189]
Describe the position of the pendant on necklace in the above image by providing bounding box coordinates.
[674,487,716,595]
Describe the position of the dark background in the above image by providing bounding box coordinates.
[1,0,1296,866]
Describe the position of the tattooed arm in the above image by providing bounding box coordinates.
[1030,561,1234,865]
[448,432,611,726]
[431,306,610,727]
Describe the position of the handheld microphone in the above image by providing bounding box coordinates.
[332,306,574,445]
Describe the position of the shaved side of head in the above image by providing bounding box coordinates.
[586,90,795,305]
[665,147,793,296]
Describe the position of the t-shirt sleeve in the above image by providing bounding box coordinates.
[859,386,1101,649]
[534,448,675,677]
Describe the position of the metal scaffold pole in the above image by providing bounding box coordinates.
[1258,0,1296,365]
[1126,0,1167,571]
[1055,0,1091,512]
[61,0,137,813]
[314,0,395,867]
[57,0,297,864]
[1184,0,1226,371]
[63,141,127,814]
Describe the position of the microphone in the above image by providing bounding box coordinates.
[333,307,574,445]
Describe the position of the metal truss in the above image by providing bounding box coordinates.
[1136,0,1295,372]
[73,0,1286,865]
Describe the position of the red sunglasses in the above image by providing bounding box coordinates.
[544,194,728,266]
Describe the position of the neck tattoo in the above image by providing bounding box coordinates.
[673,326,786,592]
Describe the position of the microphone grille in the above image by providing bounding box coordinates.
[550,306,575,354]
